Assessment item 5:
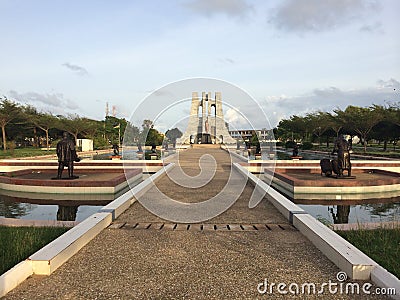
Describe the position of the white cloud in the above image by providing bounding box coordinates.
[224,107,248,128]
[62,62,89,76]
[184,0,253,18]
[8,90,79,113]
[359,22,384,34]
[269,0,381,33]
[376,78,400,90]
[260,78,400,127]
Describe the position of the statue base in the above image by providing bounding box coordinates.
[334,175,356,179]
[291,156,303,160]
[196,133,212,144]
[51,176,79,180]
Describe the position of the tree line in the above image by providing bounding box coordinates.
[0,97,181,151]
[274,103,400,153]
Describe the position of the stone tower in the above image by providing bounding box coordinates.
[178,92,236,144]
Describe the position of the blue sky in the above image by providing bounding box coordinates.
[1,0,399,129]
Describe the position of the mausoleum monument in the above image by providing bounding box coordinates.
[178,92,236,144]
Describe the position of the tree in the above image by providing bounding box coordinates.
[371,104,400,151]
[137,119,163,146]
[141,119,153,130]
[24,106,57,150]
[306,112,331,148]
[250,131,260,146]
[145,128,164,146]
[104,116,127,145]
[370,120,399,151]
[123,122,140,146]
[139,119,153,145]
[57,114,90,145]
[327,111,345,138]
[337,106,383,153]
[276,115,308,142]
[82,118,100,140]
[387,103,400,127]
[165,128,182,147]
[0,97,22,150]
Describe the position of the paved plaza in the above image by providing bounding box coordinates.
[3,149,388,299]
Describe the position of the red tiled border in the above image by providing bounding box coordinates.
[0,169,141,187]
[268,168,400,187]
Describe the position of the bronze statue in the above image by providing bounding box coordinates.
[292,144,299,157]
[112,144,119,156]
[151,143,157,153]
[331,134,352,177]
[137,142,143,152]
[255,142,261,155]
[56,132,80,179]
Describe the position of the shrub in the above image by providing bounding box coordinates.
[301,141,313,150]
[285,140,296,149]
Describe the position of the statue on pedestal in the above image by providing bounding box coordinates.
[151,143,157,153]
[55,132,80,179]
[292,144,299,157]
[112,144,119,156]
[331,134,352,177]
[137,142,143,152]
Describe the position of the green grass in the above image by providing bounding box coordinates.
[0,148,56,159]
[0,226,70,274]
[336,227,400,278]
[307,145,400,159]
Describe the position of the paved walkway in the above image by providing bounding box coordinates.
[4,148,387,299]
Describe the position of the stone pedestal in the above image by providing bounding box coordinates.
[197,133,212,144]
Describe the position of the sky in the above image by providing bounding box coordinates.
[0,0,399,131]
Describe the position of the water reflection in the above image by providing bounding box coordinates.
[329,205,350,224]
[0,198,30,218]
[57,205,78,221]
[0,186,131,222]
[296,197,400,224]
[92,149,138,160]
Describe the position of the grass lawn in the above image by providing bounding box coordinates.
[0,148,56,159]
[336,227,400,279]
[305,145,400,159]
[0,226,70,275]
